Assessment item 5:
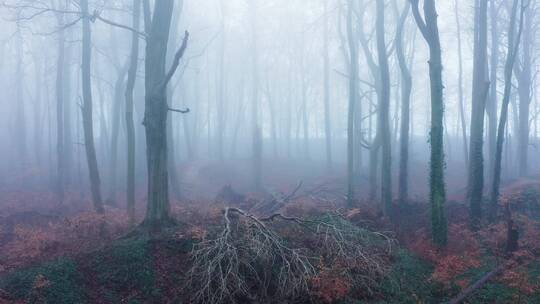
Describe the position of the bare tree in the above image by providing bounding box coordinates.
[141,0,189,228]
[394,0,412,205]
[323,0,333,171]
[454,0,468,167]
[410,0,447,246]
[345,0,358,206]
[80,0,104,214]
[491,0,526,220]
[376,0,392,215]
[125,0,141,224]
[468,0,489,227]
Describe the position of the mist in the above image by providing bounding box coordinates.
[0,1,539,303]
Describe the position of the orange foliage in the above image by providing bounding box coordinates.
[408,223,481,285]
[310,267,351,303]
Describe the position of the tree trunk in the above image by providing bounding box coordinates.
[516,9,532,177]
[15,27,26,166]
[491,0,524,221]
[376,0,392,215]
[346,0,358,206]
[486,0,499,185]
[323,0,333,171]
[467,0,489,228]
[410,0,447,247]
[454,0,468,167]
[395,1,412,205]
[125,0,141,223]
[142,0,177,228]
[250,0,262,191]
[107,64,128,206]
[56,13,66,204]
[81,0,104,214]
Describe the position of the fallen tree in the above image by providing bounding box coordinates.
[187,207,394,303]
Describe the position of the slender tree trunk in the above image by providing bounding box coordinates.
[467,0,489,227]
[166,2,184,201]
[33,54,43,171]
[301,67,310,160]
[217,0,226,161]
[346,0,358,206]
[454,0,468,167]
[107,64,128,205]
[56,13,66,204]
[516,10,532,177]
[125,0,141,223]
[323,0,333,171]
[487,0,499,185]
[250,0,262,191]
[410,0,447,247]
[15,27,26,166]
[491,0,524,221]
[376,0,392,215]
[395,1,412,205]
[81,0,104,214]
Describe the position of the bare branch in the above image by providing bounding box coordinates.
[92,10,147,39]
[160,31,190,91]
[168,106,190,114]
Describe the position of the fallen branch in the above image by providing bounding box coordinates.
[187,207,393,303]
[447,259,516,304]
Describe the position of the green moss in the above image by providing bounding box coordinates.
[91,237,159,303]
[0,257,86,304]
[377,249,442,304]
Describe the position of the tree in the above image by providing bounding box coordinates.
[487,0,500,184]
[249,0,262,191]
[80,0,104,214]
[55,10,66,204]
[515,7,533,177]
[394,0,412,205]
[323,0,333,171]
[454,0,468,167]
[467,0,489,227]
[14,26,26,166]
[345,0,358,206]
[491,0,526,220]
[376,0,392,215]
[125,0,141,224]
[410,0,447,246]
[142,0,189,228]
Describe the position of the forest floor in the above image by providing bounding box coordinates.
[0,162,539,303]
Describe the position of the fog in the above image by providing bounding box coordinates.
[0,0,539,303]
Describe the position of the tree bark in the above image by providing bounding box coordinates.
[410,0,447,247]
[81,0,104,214]
[323,0,333,171]
[346,0,358,207]
[491,0,524,221]
[15,27,26,166]
[454,0,468,167]
[55,12,66,204]
[142,0,178,228]
[395,1,412,205]
[376,0,392,215]
[487,0,500,185]
[515,9,532,177]
[467,0,489,228]
[125,0,141,224]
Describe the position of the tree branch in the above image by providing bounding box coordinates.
[409,0,429,41]
[160,30,190,91]
[168,106,190,114]
[92,11,147,39]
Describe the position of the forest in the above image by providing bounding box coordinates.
[0,0,539,303]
